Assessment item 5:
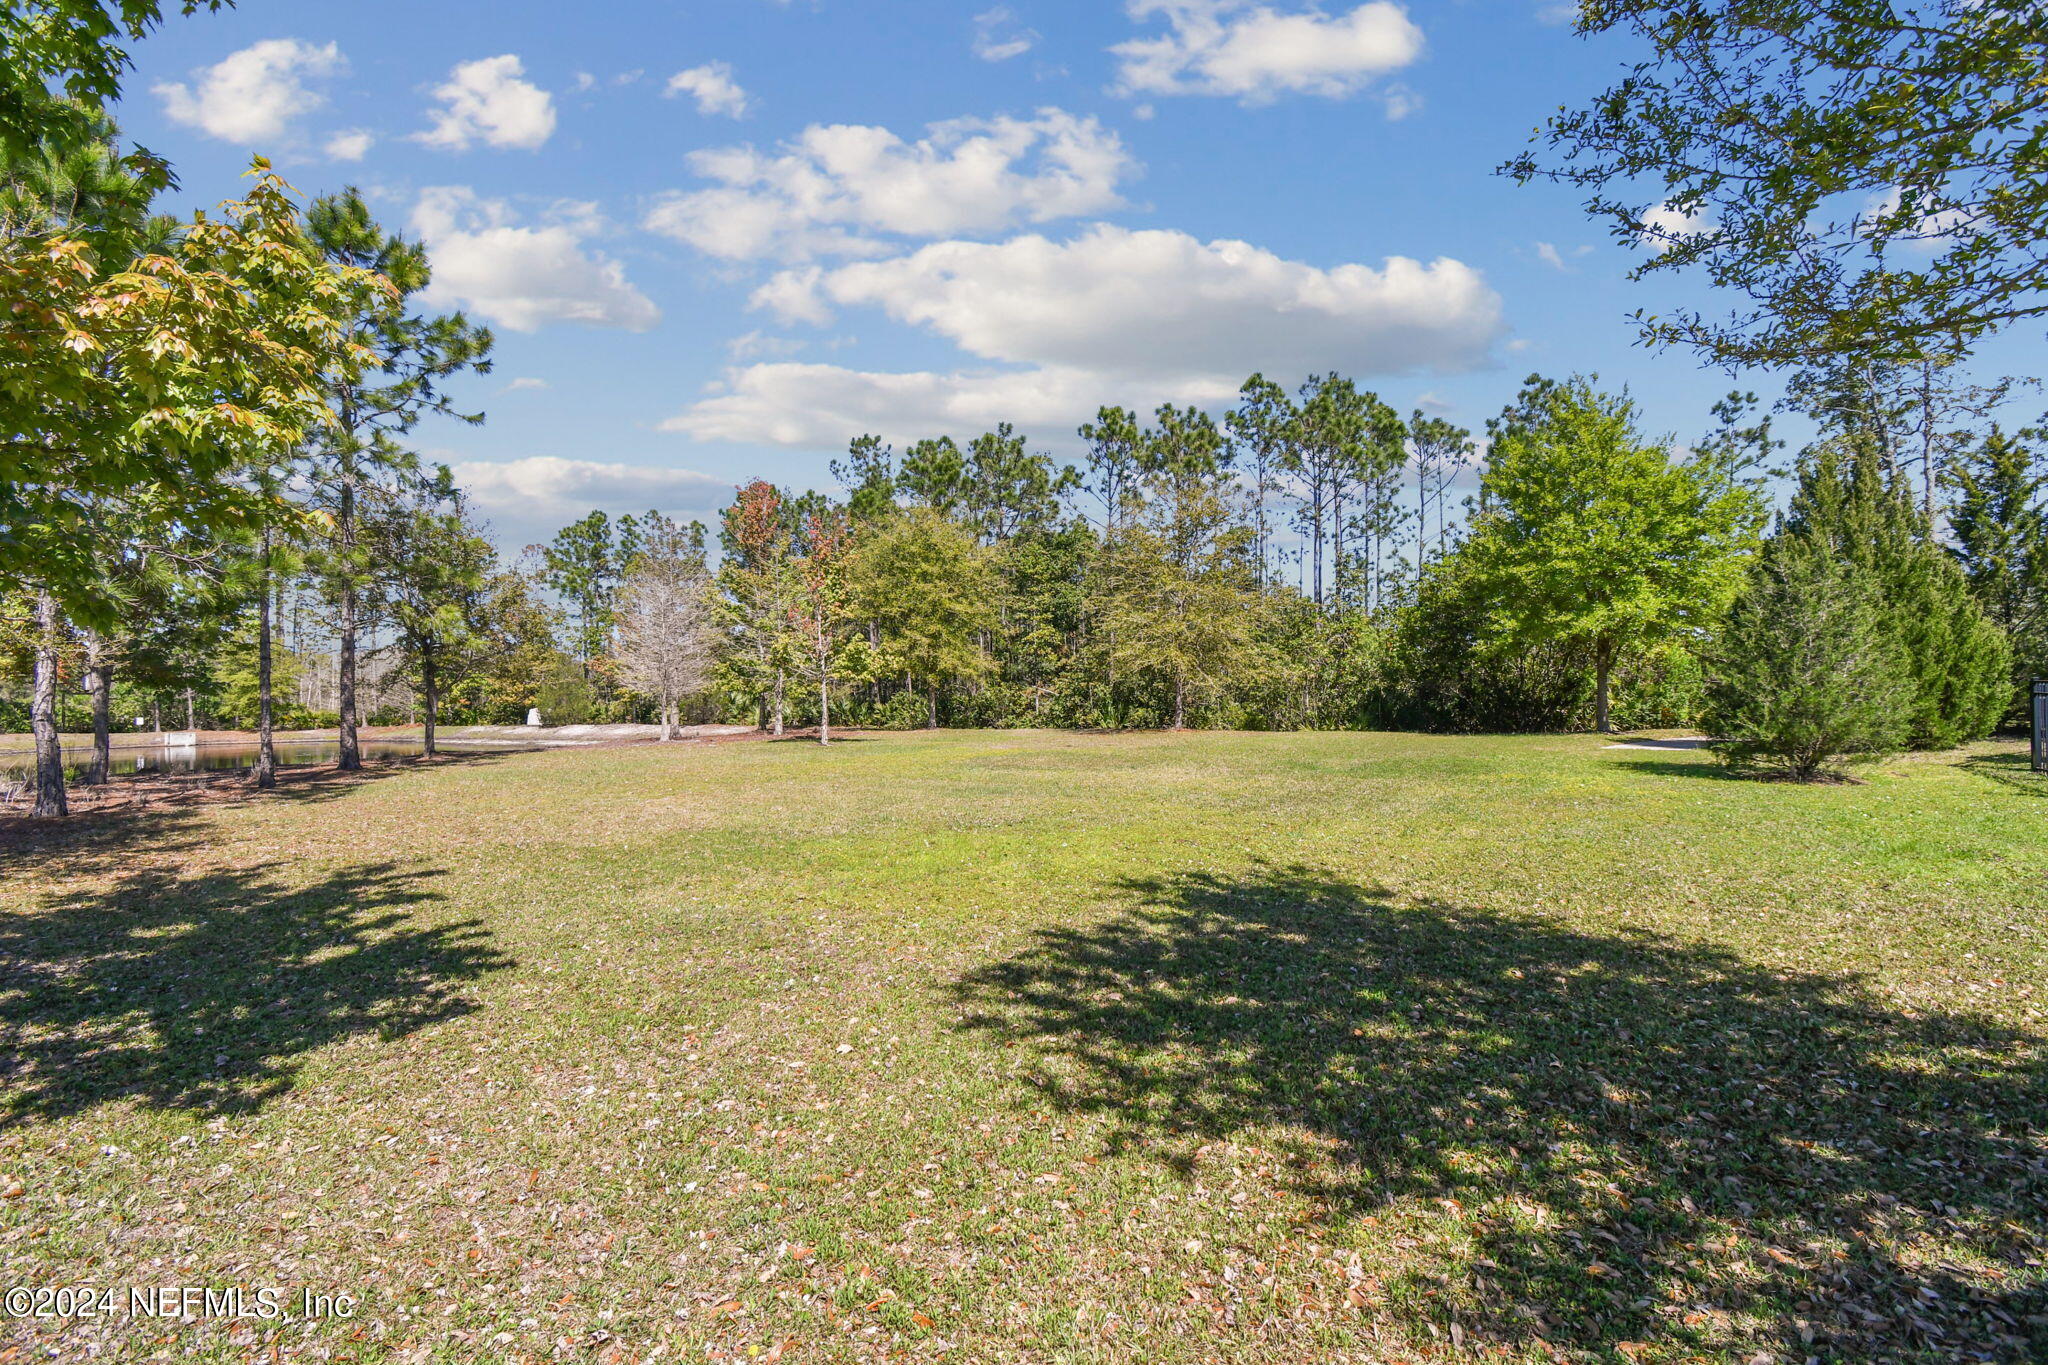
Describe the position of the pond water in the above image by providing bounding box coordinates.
[0,738,523,783]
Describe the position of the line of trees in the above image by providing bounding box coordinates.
[11,352,2030,804]
[4,0,2036,809]
[615,365,2017,777]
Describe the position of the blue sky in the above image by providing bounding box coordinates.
[111,0,2041,550]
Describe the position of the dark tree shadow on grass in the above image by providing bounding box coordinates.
[1606,756,1746,781]
[0,860,512,1126]
[0,749,522,878]
[1962,752,2048,800]
[952,863,2048,1362]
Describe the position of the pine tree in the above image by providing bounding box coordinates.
[1785,440,2011,748]
[832,435,898,525]
[1407,412,1472,567]
[301,188,491,771]
[1097,408,1256,730]
[962,424,1074,544]
[1706,526,1913,781]
[366,468,494,756]
[898,437,967,516]
[1225,377,1294,587]
[1946,426,2044,724]
[539,511,634,676]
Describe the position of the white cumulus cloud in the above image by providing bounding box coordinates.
[417,54,556,151]
[1637,200,1714,253]
[412,187,660,332]
[641,109,1134,262]
[454,457,730,546]
[667,225,1503,448]
[755,224,1501,380]
[1112,0,1424,104]
[324,128,374,161]
[667,364,1237,450]
[154,38,344,144]
[666,62,749,117]
[973,6,1040,61]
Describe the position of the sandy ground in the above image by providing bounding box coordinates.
[0,722,756,756]
[435,722,756,746]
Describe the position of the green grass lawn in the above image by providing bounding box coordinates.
[2,730,2043,1364]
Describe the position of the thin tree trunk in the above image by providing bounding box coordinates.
[31,592,68,818]
[771,670,785,736]
[928,683,938,730]
[1416,455,1430,571]
[82,634,111,786]
[256,529,277,789]
[337,477,361,771]
[1172,671,1187,731]
[184,688,194,731]
[817,638,831,746]
[422,652,438,757]
[1312,506,1324,607]
[1918,360,1938,523]
[660,689,676,741]
[1255,462,1269,588]
[1332,488,1345,612]
[1595,642,1614,734]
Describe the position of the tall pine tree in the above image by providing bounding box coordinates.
[1785,440,2010,748]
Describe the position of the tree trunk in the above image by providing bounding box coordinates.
[336,479,361,771]
[1416,459,1429,570]
[660,690,676,741]
[1332,491,1345,612]
[184,688,194,731]
[817,643,831,747]
[30,591,68,818]
[771,670,785,736]
[82,634,110,786]
[422,652,439,757]
[928,683,938,730]
[1918,360,1938,523]
[1172,671,1187,731]
[1595,643,1614,734]
[256,530,277,789]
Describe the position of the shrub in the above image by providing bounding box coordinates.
[535,665,595,726]
[951,682,1036,729]
[1705,533,1912,781]
[869,690,930,731]
[1608,644,1708,732]
[1376,556,1591,733]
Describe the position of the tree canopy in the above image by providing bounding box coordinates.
[1508,1,2048,368]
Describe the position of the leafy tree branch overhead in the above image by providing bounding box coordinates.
[1507,0,2048,368]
